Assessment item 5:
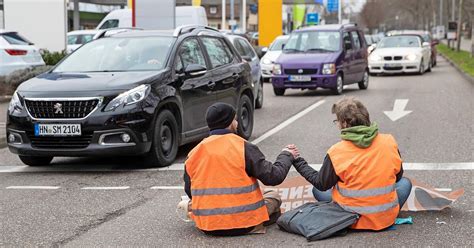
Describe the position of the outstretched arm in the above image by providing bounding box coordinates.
[293,154,339,191]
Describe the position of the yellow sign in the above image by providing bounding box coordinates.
[192,0,201,6]
[258,0,283,47]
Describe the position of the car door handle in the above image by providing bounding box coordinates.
[207,81,216,89]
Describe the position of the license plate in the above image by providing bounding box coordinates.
[289,75,311,82]
[384,63,402,68]
[34,124,81,136]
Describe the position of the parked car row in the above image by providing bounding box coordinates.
[0,30,45,76]
[6,25,260,167]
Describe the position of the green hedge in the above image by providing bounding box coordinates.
[40,50,67,66]
[437,44,474,77]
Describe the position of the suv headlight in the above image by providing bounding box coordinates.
[405,54,417,61]
[8,91,23,114]
[322,63,336,75]
[104,85,150,112]
[273,64,282,75]
[261,58,272,65]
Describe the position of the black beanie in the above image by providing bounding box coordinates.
[206,103,236,131]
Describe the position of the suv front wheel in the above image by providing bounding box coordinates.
[237,94,254,140]
[144,109,179,167]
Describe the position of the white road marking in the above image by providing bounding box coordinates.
[150,186,184,190]
[0,162,472,173]
[434,188,452,192]
[384,99,412,121]
[6,186,59,189]
[81,186,130,190]
[251,99,326,145]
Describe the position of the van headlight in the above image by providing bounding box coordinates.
[273,64,282,75]
[8,91,23,114]
[405,54,417,61]
[322,63,336,75]
[104,85,150,112]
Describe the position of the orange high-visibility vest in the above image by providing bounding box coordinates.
[328,133,402,230]
[185,133,269,231]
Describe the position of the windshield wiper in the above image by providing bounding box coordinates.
[283,48,304,53]
[83,70,126,73]
[305,48,333,53]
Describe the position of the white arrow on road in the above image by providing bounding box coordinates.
[384,99,412,121]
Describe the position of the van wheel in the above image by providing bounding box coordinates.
[237,94,254,140]
[358,70,369,90]
[144,109,179,167]
[255,79,264,109]
[19,155,53,166]
[332,74,343,95]
[273,87,285,96]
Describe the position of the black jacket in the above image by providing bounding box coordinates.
[183,129,294,199]
[293,153,404,191]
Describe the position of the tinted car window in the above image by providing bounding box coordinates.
[343,32,353,51]
[2,32,32,45]
[54,37,175,72]
[237,39,256,58]
[176,38,207,72]
[99,19,119,30]
[201,37,233,68]
[233,39,246,56]
[351,32,361,49]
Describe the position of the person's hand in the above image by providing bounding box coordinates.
[283,144,300,159]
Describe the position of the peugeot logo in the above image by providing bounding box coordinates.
[54,103,63,114]
[298,69,304,74]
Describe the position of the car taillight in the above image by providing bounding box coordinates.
[5,49,28,56]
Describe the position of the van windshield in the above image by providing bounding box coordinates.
[284,31,340,53]
[54,36,175,73]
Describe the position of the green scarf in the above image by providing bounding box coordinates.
[340,123,379,148]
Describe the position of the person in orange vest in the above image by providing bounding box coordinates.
[293,98,412,231]
[183,102,299,236]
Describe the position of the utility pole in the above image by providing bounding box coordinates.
[73,0,80,30]
[338,0,342,24]
[222,0,226,30]
[242,0,246,33]
[456,0,463,52]
[452,0,455,21]
[230,0,235,32]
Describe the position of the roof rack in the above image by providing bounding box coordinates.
[93,27,144,40]
[173,25,219,37]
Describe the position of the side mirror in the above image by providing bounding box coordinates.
[261,47,268,54]
[184,64,207,78]
[241,55,252,62]
[422,42,430,47]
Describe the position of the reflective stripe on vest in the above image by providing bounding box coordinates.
[336,184,396,198]
[192,199,266,216]
[191,182,259,196]
[339,198,399,214]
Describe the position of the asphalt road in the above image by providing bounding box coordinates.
[0,57,473,247]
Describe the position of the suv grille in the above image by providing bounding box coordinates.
[25,99,100,119]
[28,134,93,149]
[284,69,318,75]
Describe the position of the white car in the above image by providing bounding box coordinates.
[368,35,431,75]
[260,35,288,82]
[67,30,98,53]
[0,30,45,76]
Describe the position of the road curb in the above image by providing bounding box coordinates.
[439,53,474,84]
[0,95,12,103]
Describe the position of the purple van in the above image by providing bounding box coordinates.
[271,24,369,95]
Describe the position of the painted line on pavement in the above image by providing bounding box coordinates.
[151,186,184,190]
[81,186,130,190]
[434,188,452,192]
[0,162,472,173]
[6,186,60,189]
[251,99,326,145]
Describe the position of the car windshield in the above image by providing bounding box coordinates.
[269,38,287,51]
[378,36,420,48]
[54,36,175,73]
[284,31,341,53]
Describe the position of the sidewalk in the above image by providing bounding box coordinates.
[441,37,472,52]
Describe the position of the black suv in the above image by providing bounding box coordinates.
[6,26,255,166]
